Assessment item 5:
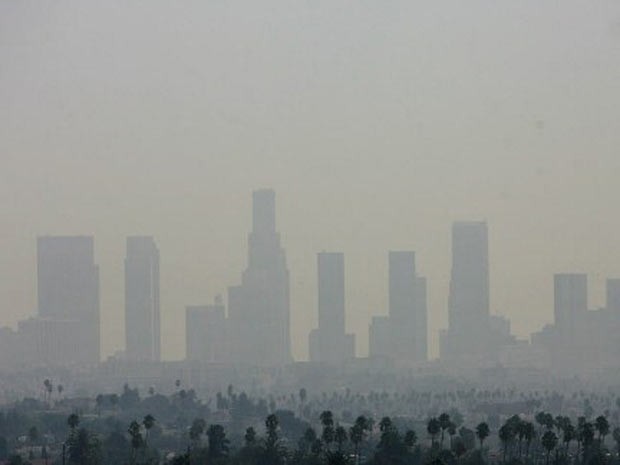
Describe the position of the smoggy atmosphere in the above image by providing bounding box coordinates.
[2,0,620,362]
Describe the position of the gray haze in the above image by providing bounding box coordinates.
[1,0,620,361]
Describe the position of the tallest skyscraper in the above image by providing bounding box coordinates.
[227,189,292,366]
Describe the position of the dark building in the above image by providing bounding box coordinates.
[125,236,160,362]
[309,252,355,364]
[37,236,100,364]
[227,189,292,366]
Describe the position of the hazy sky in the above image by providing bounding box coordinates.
[1,0,620,360]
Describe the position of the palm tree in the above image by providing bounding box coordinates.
[427,417,440,447]
[142,415,155,447]
[438,413,451,449]
[320,411,335,452]
[127,421,143,465]
[334,425,347,452]
[476,422,490,449]
[498,424,515,463]
[542,430,558,465]
[523,421,536,459]
[595,415,609,443]
[350,416,368,465]
[612,427,620,457]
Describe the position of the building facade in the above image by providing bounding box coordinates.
[125,236,161,362]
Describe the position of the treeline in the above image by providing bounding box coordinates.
[5,409,620,465]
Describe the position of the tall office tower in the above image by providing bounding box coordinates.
[607,279,620,314]
[185,299,227,362]
[389,251,426,362]
[554,274,587,343]
[368,252,428,363]
[37,236,100,364]
[414,276,428,361]
[125,237,160,362]
[442,222,490,359]
[309,253,355,364]
[227,189,292,366]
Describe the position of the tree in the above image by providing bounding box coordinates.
[206,424,229,459]
[541,430,558,465]
[262,414,285,465]
[321,411,335,452]
[350,416,369,465]
[523,421,536,459]
[404,430,417,449]
[427,417,440,447]
[476,422,490,449]
[245,427,257,446]
[127,420,143,465]
[613,427,620,456]
[438,413,451,449]
[142,414,155,446]
[66,427,101,465]
[67,413,80,430]
[595,415,609,442]
[499,423,515,462]
[189,418,206,446]
[334,425,347,452]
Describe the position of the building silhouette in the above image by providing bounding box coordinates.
[309,252,355,364]
[369,251,427,364]
[606,278,620,314]
[37,236,100,364]
[227,189,292,366]
[186,297,227,362]
[441,222,492,363]
[554,273,587,344]
[125,236,160,362]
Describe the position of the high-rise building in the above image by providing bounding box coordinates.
[309,252,355,364]
[185,299,227,362]
[389,251,426,362]
[441,222,490,360]
[37,236,100,364]
[369,251,427,363]
[606,278,620,314]
[125,236,160,362]
[227,189,292,366]
[554,273,587,342]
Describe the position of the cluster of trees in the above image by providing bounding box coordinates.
[4,383,620,465]
[4,408,620,465]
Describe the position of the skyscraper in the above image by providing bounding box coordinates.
[389,251,426,362]
[37,236,100,364]
[369,251,427,363]
[227,189,292,366]
[554,273,587,342]
[185,299,226,362]
[125,236,160,362]
[309,252,355,364]
[441,222,490,360]
[606,278,620,314]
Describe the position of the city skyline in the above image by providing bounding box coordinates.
[1,190,618,367]
[2,0,620,363]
